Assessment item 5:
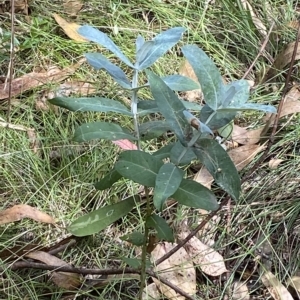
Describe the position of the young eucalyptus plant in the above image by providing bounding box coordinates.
[49,24,276,289]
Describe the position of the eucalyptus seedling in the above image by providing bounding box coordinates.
[49,24,276,295]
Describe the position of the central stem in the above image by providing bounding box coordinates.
[131,69,141,150]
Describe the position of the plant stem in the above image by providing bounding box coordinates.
[138,186,151,300]
[131,69,141,150]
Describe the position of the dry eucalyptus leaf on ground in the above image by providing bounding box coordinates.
[193,166,214,190]
[142,282,162,300]
[287,276,300,295]
[26,251,81,289]
[53,13,88,42]
[0,60,84,100]
[228,143,266,171]
[264,86,300,123]
[263,41,300,81]
[179,230,227,276]
[151,243,196,299]
[232,281,250,300]
[231,125,264,145]
[241,0,267,37]
[0,204,55,225]
[269,158,284,169]
[63,0,83,17]
[261,271,294,300]
[178,60,202,102]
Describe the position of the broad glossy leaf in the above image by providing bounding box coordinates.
[172,179,219,210]
[200,104,236,130]
[139,120,171,140]
[74,122,136,142]
[152,143,174,160]
[146,214,174,242]
[49,97,132,116]
[68,195,138,236]
[218,103,277,113]
[94,169,122,190]
[162,75,200,91]
[153,163,184,211]
[193,138,241,200]
[85,53,132,89]
[135,27,185,70]
[136,35,145,53]
[115,150,163,187]
[170,141,197,165]
[78,25,134,67]
[120,231,145,246]
[182,45,224,110]
[147,71,188,143]
[182,101,203,111]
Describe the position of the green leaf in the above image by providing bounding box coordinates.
[122,257,151,268]
[85,53,132,89]
[146,214,174,242]
[170,141,197,165]
[152,143,174,160]
[94,169,122,190]
[218,103,277,113]
[172,179,219,210]
[68,195,138,236]
[49,97,132,116]
[193,138,241,200]
[137,99,203,116]
[153,163,184,211]
[200,105,236,130]
[218,122,233,139]
[78,25,134,67]
[115,150,163,187]
[135,27,185,70]
[120,231,145,246]
[222,80,250,107]
[182,45,224,111]
[147,71,188,143]
[139,120,171,140]
[74,122,136,142]
[135,35,145,53]
[162,75,200,91]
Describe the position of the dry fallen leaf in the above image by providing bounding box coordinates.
[26,251,81,289]
[178,60,202,102]
[228,143,266,171]
[53,13,88,42]
[232,281,250,300]
[0,204,55,225]
[193,166,214,190]
[287,276,300,295]
[143,282,162,300]
[0,60,85,100]
[269,158,284,169]
[263,41,300,81]
[264,86,300,124]
[178,230,227,276]
[241,0,267,37]
[63,0,83,17]
[151,243,196,300]
[261,271,294,300]
[231,125,264,145]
